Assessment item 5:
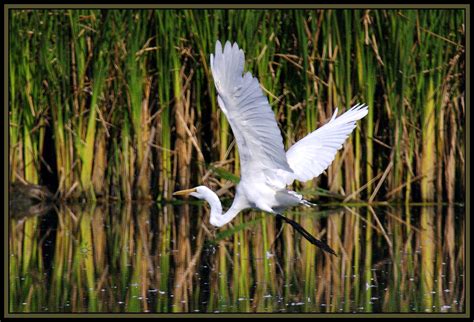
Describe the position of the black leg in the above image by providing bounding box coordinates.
[276,214,337,256]
[268,215,283,249]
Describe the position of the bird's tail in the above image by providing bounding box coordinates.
[300,199,317,207]
[286,190,316,208]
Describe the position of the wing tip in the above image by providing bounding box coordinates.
[353,103,369,119]
[333,103,369,123]
[350,103,369,116]
[210,40,246,89]
[214,39,242,56]
[215,39,222,52]
[330,103,368,123]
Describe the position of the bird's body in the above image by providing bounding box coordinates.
[237,176,301,211]
[174,40,368,255]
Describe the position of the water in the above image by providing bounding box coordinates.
[8,202,465,313]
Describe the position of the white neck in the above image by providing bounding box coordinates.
[195,187,244,227]
[210,202,243,227]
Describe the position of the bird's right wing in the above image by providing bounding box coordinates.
[284,104,368,184]
[210,40,294,184]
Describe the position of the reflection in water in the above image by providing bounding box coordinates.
[9,203,465,313]
[9,181,55,220]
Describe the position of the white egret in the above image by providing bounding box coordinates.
[174,40,368,256]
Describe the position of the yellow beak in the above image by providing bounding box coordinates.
[172,188,197,196]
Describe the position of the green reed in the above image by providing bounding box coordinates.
[8,9,465,204]
[8,24,46,304]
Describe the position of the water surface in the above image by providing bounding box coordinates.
[8,202,465,313]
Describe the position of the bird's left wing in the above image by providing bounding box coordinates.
[210,41,294,185]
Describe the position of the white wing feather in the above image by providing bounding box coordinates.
[285,104,368,184]
[210,41,293,183]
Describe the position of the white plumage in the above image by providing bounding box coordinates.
[210,40,293,182]
[285,103,368,184]
[174,40,368,254]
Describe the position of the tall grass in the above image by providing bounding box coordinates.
[9,9,465,203]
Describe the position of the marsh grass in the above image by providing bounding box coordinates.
[8,9,465,203]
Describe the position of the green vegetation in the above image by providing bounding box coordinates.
[9,9,465,203]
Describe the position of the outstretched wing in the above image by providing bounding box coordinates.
[210,40,293,184]
[284,104,368,184]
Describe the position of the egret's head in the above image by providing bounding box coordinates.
[173,185,210,200]
[173,185,223,226]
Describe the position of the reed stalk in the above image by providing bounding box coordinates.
[126,11,152,199]
[9,9,465,203]
[420,78,436,202]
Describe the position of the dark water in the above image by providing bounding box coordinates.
[8,202,465,313]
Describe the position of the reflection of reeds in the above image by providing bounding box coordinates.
[420,206,434,311]
[9,204,465,313]
[9,10,465,203]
